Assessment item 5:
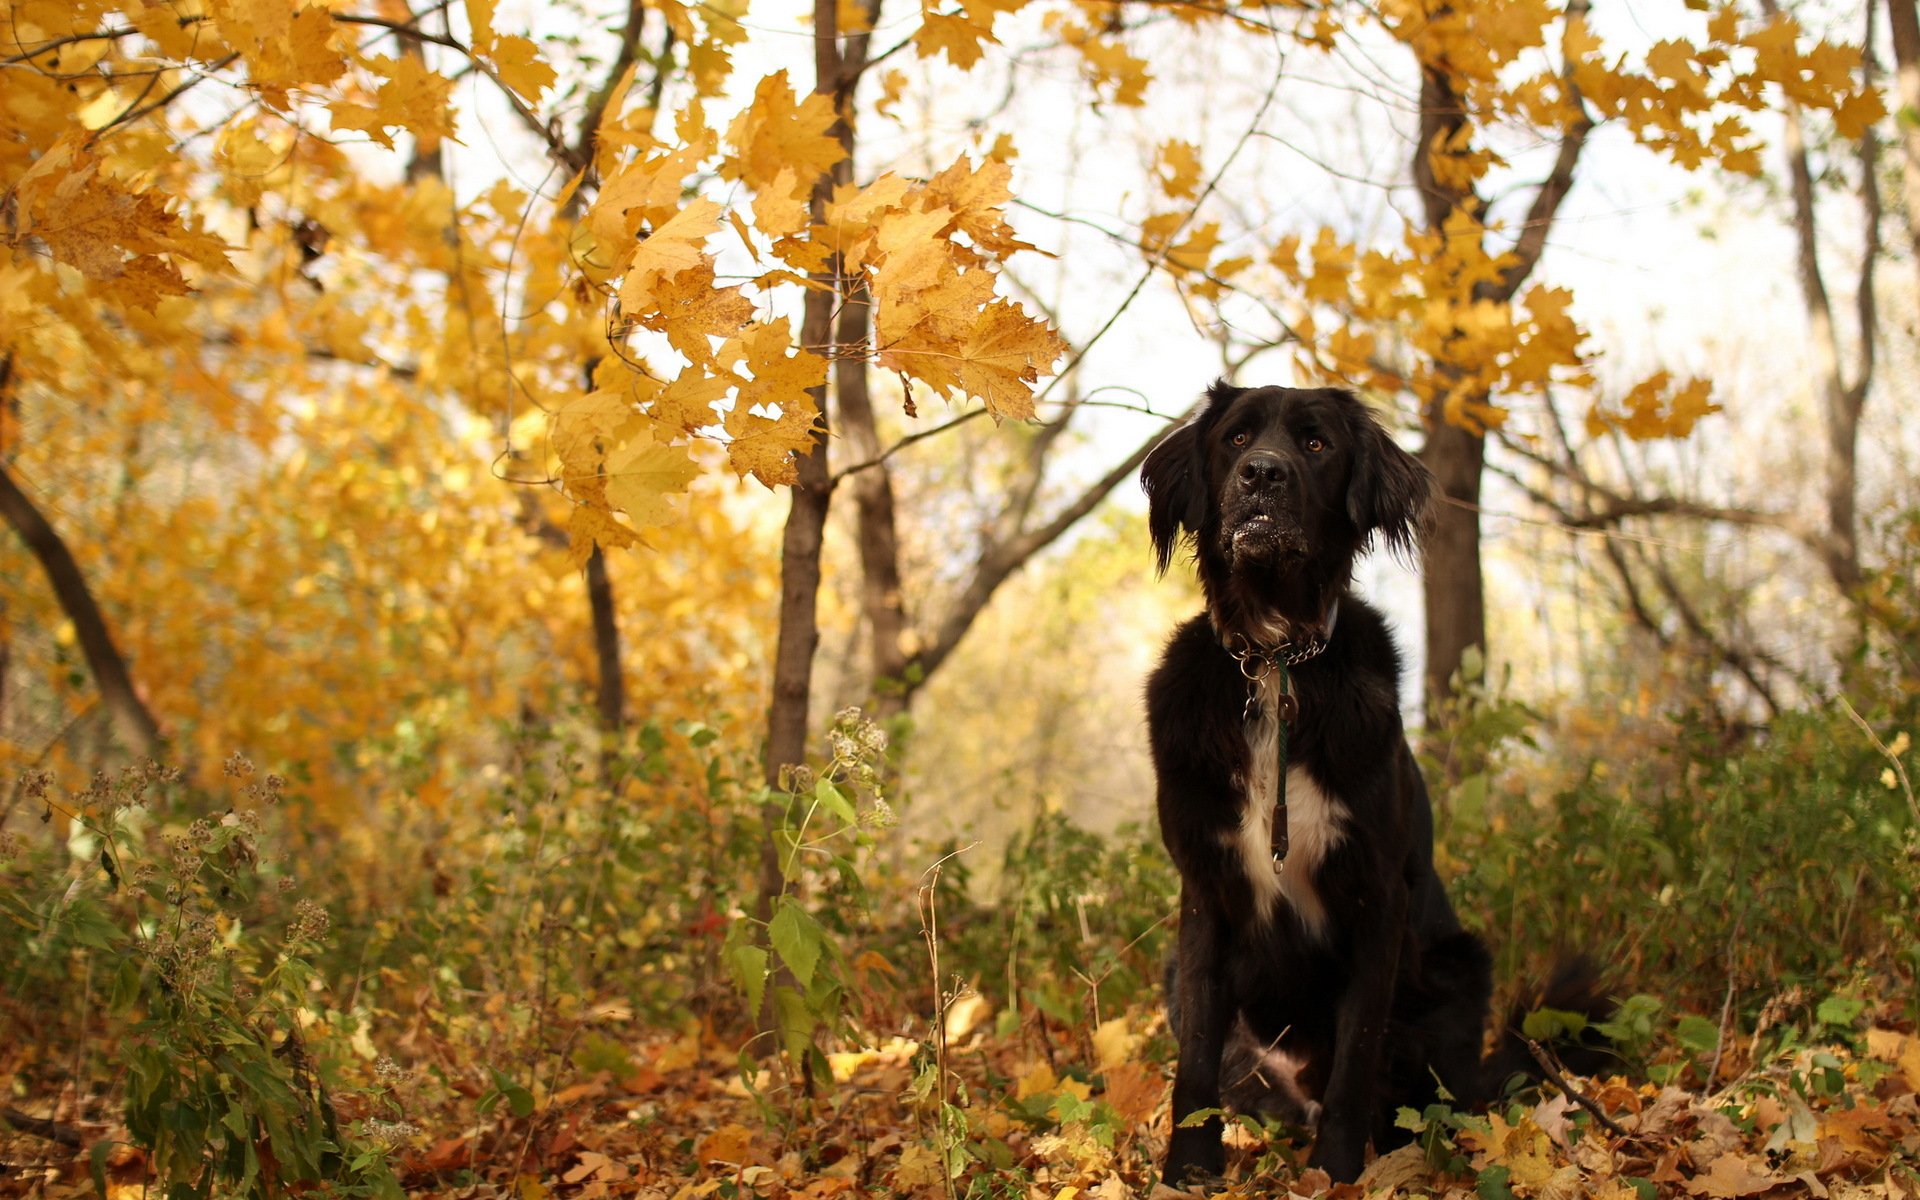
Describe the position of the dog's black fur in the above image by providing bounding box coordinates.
[1143,381,1524,1184]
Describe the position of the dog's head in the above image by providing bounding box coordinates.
[1141,381,1432,629]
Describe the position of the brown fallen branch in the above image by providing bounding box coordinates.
[0,1106,86,1149]
[1525,1039,1631,1140]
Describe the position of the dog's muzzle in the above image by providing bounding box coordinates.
[1225,509,1306,565]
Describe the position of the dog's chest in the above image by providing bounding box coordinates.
[1228,675,1348,939]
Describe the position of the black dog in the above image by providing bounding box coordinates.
[1143,381,1505,1183]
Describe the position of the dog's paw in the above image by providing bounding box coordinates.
[1305,1134,1366,1185]
[1161,1128,1227,1191]
[1156,1164,1227,1196]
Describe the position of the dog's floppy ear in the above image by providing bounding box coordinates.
[1345,398,1434,559]
[1141,381,1240,575]
[1142,422,1203,575]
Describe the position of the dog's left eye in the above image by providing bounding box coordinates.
[1304,436,1327,453]
[1231,431,1250,447]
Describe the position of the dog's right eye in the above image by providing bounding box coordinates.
[1230,431,1250,447]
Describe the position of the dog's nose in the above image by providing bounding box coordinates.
[1238,451,1288,488]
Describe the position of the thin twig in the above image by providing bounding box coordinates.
[1837,695,1919,825]
[1523,1041,1630,1139]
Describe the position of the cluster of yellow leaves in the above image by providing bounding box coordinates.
[913,0,1025,70]
[9,138,232,311]
[1586,371,1722,442]
[0,0,783,802]
[569,77,1066,538]
[1379,0,1885,191]
[1255,217,1728,439]
[1135,0,1881,440]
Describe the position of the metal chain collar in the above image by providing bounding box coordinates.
[1222,608,1336,871]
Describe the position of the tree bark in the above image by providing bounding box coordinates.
[759,0,873,881]
[1768,0,1879,598]
[1413,59,1490,719]
[1886,0,1920,298]
[1419,416,1487,709]
[585,546,625,732]
[833,283,915,718]
[0,461,163,758]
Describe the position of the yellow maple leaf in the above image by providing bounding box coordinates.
[1014,1062,1059,1100]
[718,319,827,485]
[489,35,556,104]
[464,0,497,53]
[586,143,708,264]
[195,2,345,102]
[865,204,964,311]
[950,299,1067,421]
[1090,1016,1140,1070]
[602,438,699,528]
[328,54,457,150]
[1074,37,1151,107]
[822,173,914,264]
[875,68,910,119]
[915,11,997,69]
[564,502,639,569]
[751,167,812,241]
[10,140,230,306]
[873,266,997,396]
[130,0,220,60]
[1154,139,1204,200]
[890,1144,947,1190]
[722,71,845,195]
[632,264,757,365]
[649,371,733,436]
[616,199,724,312]
[1831,87,1886,140]
[550,383,638,474]
[921,156,1037,257]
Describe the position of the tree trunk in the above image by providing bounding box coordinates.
[1412,59,1488,723]
[833,283,915,720]
[1420,413,1486,711]
[585,546,625,732]
[1767,0,1880,602]
[758,0,869,906]
[1886,0,1920,298]
[1409,22,1591,724]
[0,461,163,758]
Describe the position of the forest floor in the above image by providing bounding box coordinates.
[3,1004,1918,1200]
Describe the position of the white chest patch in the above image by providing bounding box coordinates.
[1228,676,1349,939]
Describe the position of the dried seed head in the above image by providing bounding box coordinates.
[287,898,331,942]
[223,753,255,779]
[362,1119,420,1148]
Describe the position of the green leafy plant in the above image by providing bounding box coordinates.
[727,707,900,1093]
[0,760,401,1199]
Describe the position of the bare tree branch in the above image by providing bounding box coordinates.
[912,409,1188,685]
[1487,0,1594,304]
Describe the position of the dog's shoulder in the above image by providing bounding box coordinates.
[1144,614,1241,770]
[1314,595,1406,686]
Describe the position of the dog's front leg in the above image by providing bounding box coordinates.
[1310,879,1409,1181]
[1163,887,1232,1185]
